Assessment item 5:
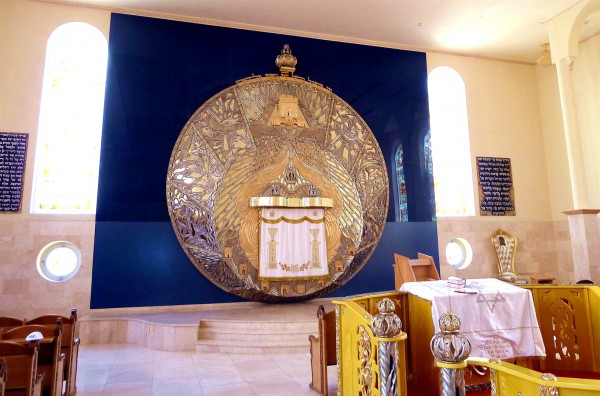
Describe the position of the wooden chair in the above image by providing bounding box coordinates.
[393,252,440,289]
[491,229,555,284]
[0,317,24,336]
[0,341,43,396]
[26,309,79,395]
[2,323,64,396]
[491,228,521,281]
[309,305,336,396]
[0,357,6,396]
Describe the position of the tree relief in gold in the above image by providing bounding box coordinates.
[166,45,388,302]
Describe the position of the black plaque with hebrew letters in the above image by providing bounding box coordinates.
[476,156,515,216]
[0,132,28,213]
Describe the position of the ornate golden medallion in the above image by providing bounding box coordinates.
[166,45,388,302]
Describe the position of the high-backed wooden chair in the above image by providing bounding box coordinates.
[491,229,555,284]
[0,341,43,396]
[491,228,520,281]
[26,309,79,395]
[309,305,336,396]
[0,317,24,336]
[2,323,64,396]
[393,252,440,289]
[0,357,6,396]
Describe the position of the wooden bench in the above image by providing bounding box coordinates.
[0,357,6,396]
[27,309,79,395]
[0,341,43,396]
[393,252,440,289]
[309,305,336,396]
[0,317,24,337]
[2,324,64,396]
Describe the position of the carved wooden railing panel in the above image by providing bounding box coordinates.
[526,286,598,372]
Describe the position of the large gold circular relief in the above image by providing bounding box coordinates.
[166,45,388,303]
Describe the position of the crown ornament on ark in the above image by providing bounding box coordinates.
[275,44,297,75]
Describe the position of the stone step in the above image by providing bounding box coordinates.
[195,339,310,354]
[198,319,318,331]
[81,299,331,352]
[198,329,312,343]
[196,318,318,353]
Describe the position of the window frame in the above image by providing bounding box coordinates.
[31,22,108,215]
[427,66,476,217]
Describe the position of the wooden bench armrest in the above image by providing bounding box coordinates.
[33,373,44,396]
[54,353,65,396]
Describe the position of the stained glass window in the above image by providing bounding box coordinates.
[424,130,437,221]
[395,145,408,222]
[427,66,475,217]
[31,23,108,214]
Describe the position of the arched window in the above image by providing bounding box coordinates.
[394,145,408,221]
[427,66,475,216]
[31,22,108,214]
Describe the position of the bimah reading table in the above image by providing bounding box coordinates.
[400,278,546,360]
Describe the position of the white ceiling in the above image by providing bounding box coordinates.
[51,0,600,63]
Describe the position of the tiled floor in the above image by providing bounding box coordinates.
[76,343,337,395]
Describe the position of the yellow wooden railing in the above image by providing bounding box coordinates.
[467,357,600,395]
[333,285,600,396]
[524,285,600,373]
[333,292,409,396]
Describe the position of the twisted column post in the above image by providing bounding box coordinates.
[430,312,471,396]
[370,298,404,396]
[539,373,559,396]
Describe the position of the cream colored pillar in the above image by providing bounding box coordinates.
[553,56,589,209]
[563,210,600,283]
[548,1,590,209]
[549,1,599,283]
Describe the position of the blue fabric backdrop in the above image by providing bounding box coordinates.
[91,13,438,308]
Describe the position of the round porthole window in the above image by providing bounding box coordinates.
[37,241,82,282]
[445,238,473,270]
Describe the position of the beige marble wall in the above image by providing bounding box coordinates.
[438,217,573,283]
[565,211,600,284]
[0,0,109,319]
[79,319,198,351]
[0,216,95,319]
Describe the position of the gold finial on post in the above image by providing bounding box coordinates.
[275,44,297,76]
[430,312,471,396]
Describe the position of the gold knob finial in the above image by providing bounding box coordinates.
[275,44,297,76]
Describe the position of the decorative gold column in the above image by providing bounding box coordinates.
[563,209,600,283]
[370,298,405,396]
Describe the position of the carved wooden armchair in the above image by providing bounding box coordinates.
[491,229,556,285]
[309,305,336,396]
[491,228,528,283]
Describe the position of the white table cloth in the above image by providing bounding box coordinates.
[400,278,546,359]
